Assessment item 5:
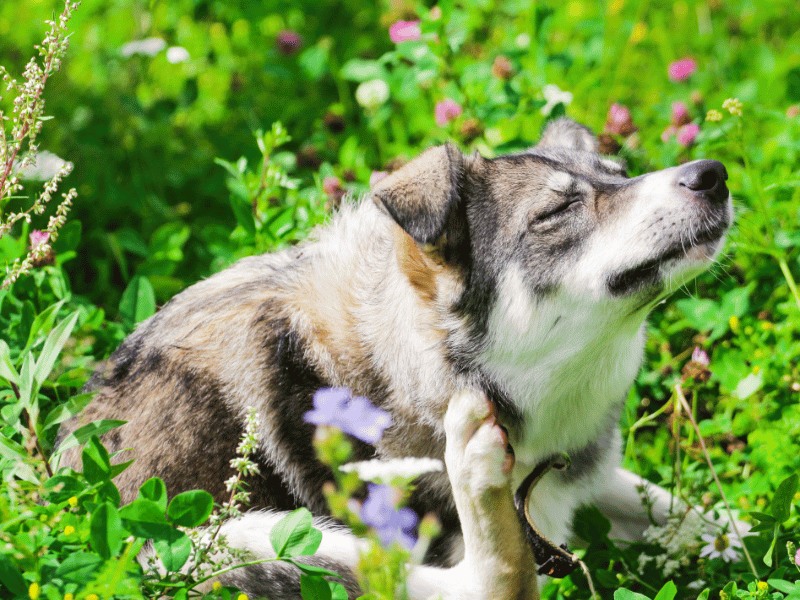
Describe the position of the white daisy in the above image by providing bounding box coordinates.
[700,532,743,562]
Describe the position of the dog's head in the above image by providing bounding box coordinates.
[371,118,732,329]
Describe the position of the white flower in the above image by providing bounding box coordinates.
[13,151,69,181]
[120,37,166,58]
[540,84,573,116]
[355,79,390,109]
[700,532,743,562]
[166,46,190,63]
[340,457,443,483]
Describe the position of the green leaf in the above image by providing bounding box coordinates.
[18,351,35,408]
[166,489,214,527]
[300,574,332,600]
[771,473,799,523]
[119,276,156,327]
[0,552,27,596]
[330,581,348,600]
[653,581,677,600]
[768,580,800,594]
[153,527,193,572]
[44,474,86,503]
[33,311,79,387]
[287,559,339,579]
[23,299,66,354]
[0,340,19,384]
[696,589,710,600]
[90,501,126,559]
[614,590,652,600]
[139,477,169,512]
[82,435,113,484]
[270,507,314,558]
[734,372,764,400]
[54,552,103,582]
[228,193,256,236]
[340,59,385,82]
[53,419,126,456]
[119,498,172,539]
[0,433,29,462]
[42,391,95,430]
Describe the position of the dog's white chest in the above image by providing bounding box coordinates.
[479,267,645,469]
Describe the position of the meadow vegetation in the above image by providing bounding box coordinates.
[1,0,799,598]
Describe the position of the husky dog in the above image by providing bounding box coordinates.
[59,119,732,599]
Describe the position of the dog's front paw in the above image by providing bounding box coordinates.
[444,389,514,496]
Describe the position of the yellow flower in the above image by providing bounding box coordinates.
[64,595,74,600]
[237,595,248,600]
[64,525,75,535]
[761,321,773,330]
[722,97,743,116]
[213,582,222,592]
[729,315,739,330]
[753,365,761,375]
[68,496,78,507]
[29,583,39,600]
[608,0,625,16]
[706,109,723,122]
[86,594,99,600]
[757,581,769,591]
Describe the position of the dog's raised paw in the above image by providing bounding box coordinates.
[444,389,515,494]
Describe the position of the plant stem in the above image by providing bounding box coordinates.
[674,383,758,578]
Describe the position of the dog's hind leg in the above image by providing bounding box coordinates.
[406,389,539,600]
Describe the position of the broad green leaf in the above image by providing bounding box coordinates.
[769,580,800,594]
[614,590,652,600]
[44,474,86,503]
[166,489,214,527]
[764,531,776,567]
[33,310,79,387]
[82,435,113,484]
[90,501,126,559]
[653,581,677,600]
[696,589,710,600]
[53,419,127,456]
[228,193,256,236]
[109,459,135,479]
[42,391,96,430]
[139,477,169,512]
[0,552,27,596]
[119,276,156,327]
[330,581,348,600]
[119,498,172,539]
[270,507,313,558]
[771,473,799,523]
[153,528,192,572]
[300,574,332,600]
[54,552,103,582]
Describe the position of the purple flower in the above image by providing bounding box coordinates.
[435,98,463,127]
[691,347,710,366]
[389,20,421,43]
[276,30,302,55]
[604,103,636,136]
[29,230,50,248]
[361,483,418,548]
[677,123,700,147]
[304,388,392,444]
[669,58,697,82]
[671,101,690,125]
[795,548,800,567]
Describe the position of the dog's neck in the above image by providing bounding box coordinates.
[475,264,647,461]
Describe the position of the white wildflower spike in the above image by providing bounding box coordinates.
[340,457,444,484]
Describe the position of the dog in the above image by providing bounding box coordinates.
[58,118,732,599]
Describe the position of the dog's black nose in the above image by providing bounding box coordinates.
[678,159,729,202]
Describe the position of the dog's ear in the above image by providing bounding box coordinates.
[372,144,465,245]
[537,118,599,153]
